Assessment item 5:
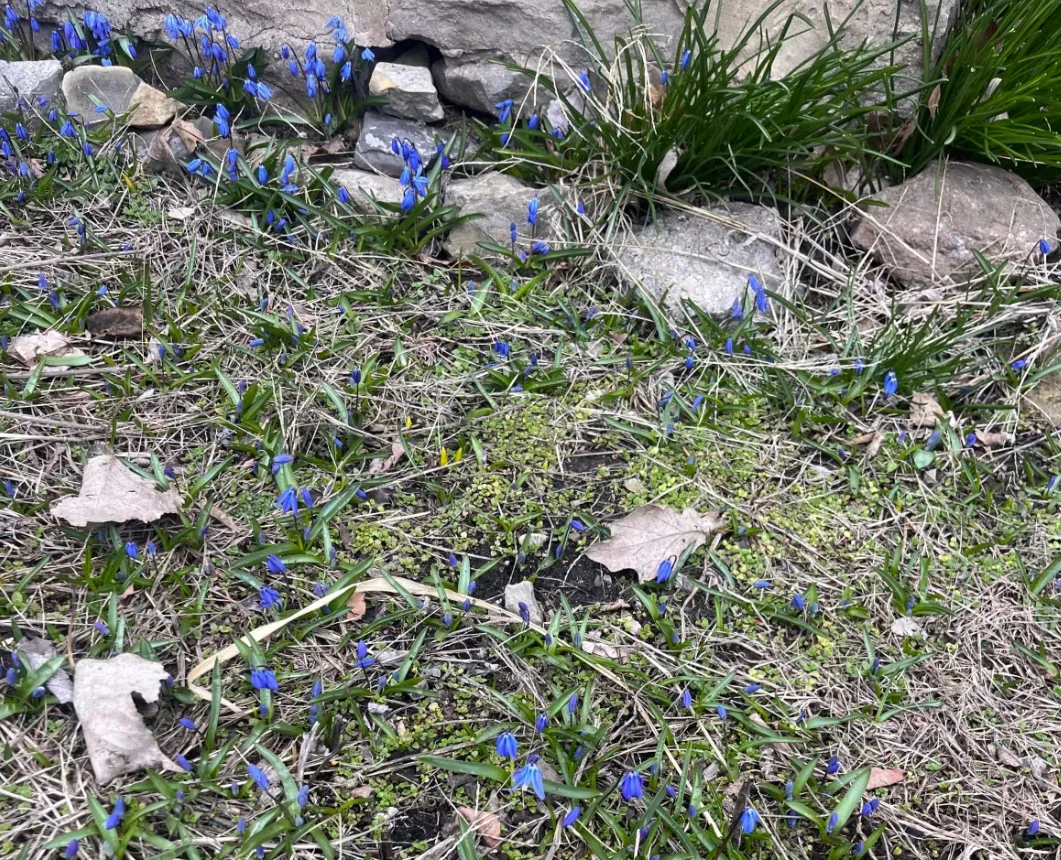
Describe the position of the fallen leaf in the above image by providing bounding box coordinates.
[375,649,408,667]
[992,738,1022,768]
[8,331,84,368]
[300,137,348,160]
[146,337,164,363]
[909,393,944,428]
[581,634,634,663]
[346,590,367,620]
[86,306,144,338]
[18,637,73,704]
[368,441,405,476]
[888,117,916,155]
[891,616,923,637]
[865,432,885,460]
[170,117,206,153]
[927,84,941,118]
[72,653,176,784]
[975,429,1012,448]
[586,504,723,583]
[655,148,679,190]
[209,504,247,534]
[456,807,502,849]
[351,785,373,799]
[867,768,905,789]
[167,206,195,220]
[1026,755,1051,779]
[51,454,183,527]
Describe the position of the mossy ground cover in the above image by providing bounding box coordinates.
[2,129,1061,860]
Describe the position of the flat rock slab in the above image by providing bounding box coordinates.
[0,59,63,119]
[62,66,140,121]
[504,580,543,624]
[128,81,181,128]
[432,58,529,116]
[616,204,784,318]
[851,161,1060,286]
[445,172,553,258]
[330,168,404,213]
[354,113,438,178]
[370,62,443,123]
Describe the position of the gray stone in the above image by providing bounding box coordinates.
[444,172,553,258]
[504,580,543,625]
[616,204,784,318]
[0,59,63,120]
[62,66,140,122]
[329,168,404,213]
[850,162,1060,286]
[370,62,443,123]
[353,113,438,177]
[432,57,530,116]
[1028,370,1061,427]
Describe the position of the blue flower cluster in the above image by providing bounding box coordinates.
[161,7,245,94]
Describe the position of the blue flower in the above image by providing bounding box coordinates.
[692,394,704,410]
[248,763,270,791]
[496,731,518,760]
[124,542,138,559]
[619,771,643,801]
[259,586,281,610]
[5,667,17,686]
[236,817,247,835]
[680,49,691,69]
[562,806,581,827]
[362,47,375,62]
[716,704,727,720]
[679,688,692,709]
[1012,358,1028,370]
[64,838,79,858]
[401,187,416,212]
[511,760,545,799]
[568,693,578,713]
[883,370,898,396]
[578,70,591,92]
[532,240,550,255]
[250,667,278,691]
[1039,239,1051,255]
[179,717,196,731]
[94,621,109,636]
[826,811,839,834]
[214,103,230,138]
[176,753,193,772]
[355,640,375,669]
[104,797,126,830]
[517,601,530,623]
[826,755,840,774]
[861,797,880,816]
[510,221,518,244]
[1028,819,1040,836]
[791,594,806,611]
[297,784,309,807]
[656,558,673,584]
[496,99,513,124]
[725,337,733,355]
[742,683,761,693]
[300,488,313,509]
[535,713,548,732]
[925,430,941,451]
[740,806,759,834]
[527,197,539,225]
[276,487,298,516]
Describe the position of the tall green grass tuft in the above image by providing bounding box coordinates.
[497,0,908,201]
[897,0,1061,185]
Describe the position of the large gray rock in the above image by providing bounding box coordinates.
[445,172,553,258]
[616,204,784,318]
[329,168,404,213]
[369,62,443,123]
[851,162,1060,286]
[432,58,530,116]
[62,66,140,121]
[353,113,438,177]
[0,59,63,118]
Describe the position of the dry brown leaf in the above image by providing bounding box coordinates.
[368,441,405,476]
[910,392,944,428]
[866,768,905,790]
[8,331,84,368]
[72,653,176,784]
[18,637,73,704]
[51,454,183,527]
[993,738,1022,768]
[891,616,923,637]
[456,807,502,848]
[86,306,144,338]
[300,137,348,160]
[171,117,206,153]
[581,634,634,663]
[889,117,916,155]
[975,429,1012,449]
[346,590,367,620]
[350,785,373,799]
[586,504,723,583]
[927,84,941,118]
[865,432,885,460]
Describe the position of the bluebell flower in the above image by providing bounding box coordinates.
[742,683,761,693]
[1039,239,1051,255]
[964,431,977,447]
[535,713,548,732]
[248,763,270,791]
[362,47,375,61]
[306,75,318,98]
[661,69,669,85]
[619,771,643,801]
[176,753,193,772]
[656,558,673,584]
[784,779,794,799]
[412,170,428,197]
[883,370,898,396]
[517,601,530,623]
[527,197,539,225]
[679,688,692,709]
[297,784,309,807]
[684,356,694,370]
[1012,358,1027,370]
[250,667,278,691]
[665,784,677,798]
[124,542,138,559]
[104,797,126,830]
[300,488,313,509]
[740,806,759,834]
[826,811,839,834]
[179,717,196,731]
[94,620,110,636]
[355,640,375,669]
[496,731,518,759]
[510,221,518,244]
[5,667,17,686]
[511,760,545,799]
[270,455,292,475]
[925,431,941,451]
[725,337,733,355]
[578,70,591,92]
[826,755,840,774]
[1028,820,1040,836]
[861,797,880,816]
[716,704,727,720]
[259,586,281,610]
[692,394,704,410]
[276,487,298,516]
[496,99,513,124]
[64,838,79,858]
[568,693,578,713]
[562,806,581,827]
[680,49,691,69]
[401,187,415,212]
[214,103,230,138]
[531,240,550,255]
